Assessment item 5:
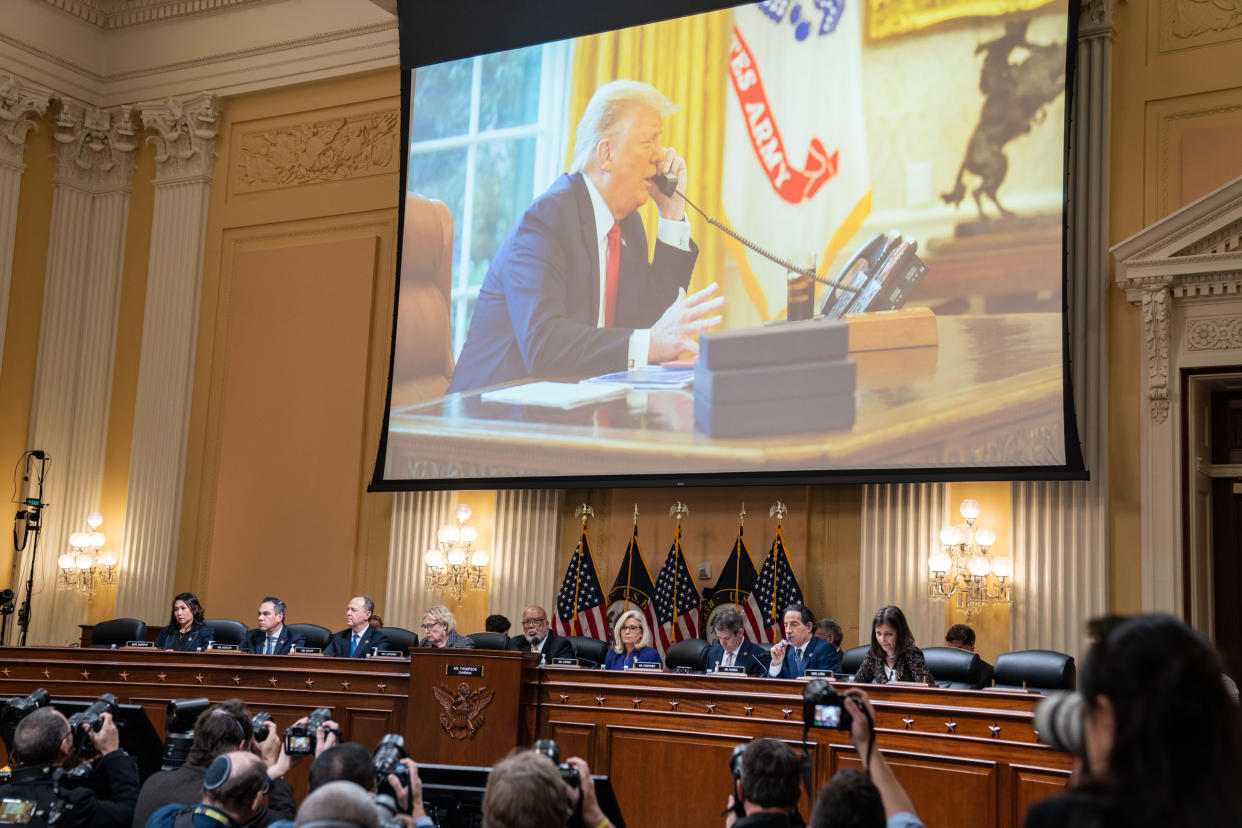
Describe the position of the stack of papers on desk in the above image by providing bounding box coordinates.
[584,365,695,390]
[480,381,627,409]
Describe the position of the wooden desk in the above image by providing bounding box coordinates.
[384,314,1065,480]
[524,668,1070,828]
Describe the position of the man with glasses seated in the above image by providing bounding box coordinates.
[506,604,574,664]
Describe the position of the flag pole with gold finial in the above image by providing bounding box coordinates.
[572,504,594,636]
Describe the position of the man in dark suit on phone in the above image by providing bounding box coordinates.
[323,596,389,658]
[506,604,574,664]
[242,597,305,655]
[706,609,770,676]
[447,79,723,394]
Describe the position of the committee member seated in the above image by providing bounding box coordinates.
[145,752,270,828]
[0,707,138,828]
[604,609,660,671]
[944,622,993,687]
[155,591,214,652]
[446,79,723,395]
[809,690,924,828]
[485,614,511,635]
[242,597,305,655]
[1024,614,1242,828]
[707,609,770,676]
[418,604,474,649]
[483,750,611,828]
[724,739,803,828]
[133,698,296,828]
[852,606,932,685]
[815,618,844,662]
[323,596,389,658]
[768,604,838,679]
[507,605,574,664]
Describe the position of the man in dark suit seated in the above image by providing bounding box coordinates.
[323,596,389,658]
[446,79,723,395]
[945,622,994,687]
[241,597,305,655]
[507,604,574,664]
[706,609,770,676]
[768,603,839,679]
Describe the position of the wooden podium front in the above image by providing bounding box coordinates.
[405,649,536,766]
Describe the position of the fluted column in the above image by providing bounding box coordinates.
[1009,0,1115,659]
[114,94,219,622]
[385,490,453,630]
[489,490,564,623]
[0,75,50,380]
[859,483,949,647]
[19,99,137,644]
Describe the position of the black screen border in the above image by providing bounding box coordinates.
[372,0,1087,492]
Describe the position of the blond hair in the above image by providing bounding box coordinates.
[569,79,677,174]
[612,609,652,654]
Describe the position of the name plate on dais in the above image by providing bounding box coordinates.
[372,649,405,658]
[292,646,321,655]
[447,665,483,677]
[126,640,154,648]
[631,661,662,671]
[207,643,239,651]
[551,657,579,667]
[804,669,831,678]
[716,665,746,675]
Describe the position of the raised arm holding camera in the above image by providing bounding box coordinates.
[0,705,138,828]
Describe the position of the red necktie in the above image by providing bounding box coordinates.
[603,223,620,327]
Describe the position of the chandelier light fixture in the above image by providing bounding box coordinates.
[425,503,489,605]
[57,512,117,596]
[928,499,1012,617]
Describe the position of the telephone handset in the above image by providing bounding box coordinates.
[653,173,679,198]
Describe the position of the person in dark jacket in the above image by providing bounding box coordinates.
[154,592,214,652]
[506,605,573,664]
[852,606,932,685]
[418,605,475,650]
[724,738,803,828]
[144,752,270,828]
[323,596,390,658]
[0,706,138,828]
[131,699,299,828]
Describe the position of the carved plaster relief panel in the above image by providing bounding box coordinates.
[233,109,399,195]
[0,75,50,169]
[1161,0,1242,52]
[52,98,138,191]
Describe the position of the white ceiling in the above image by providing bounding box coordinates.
[4,0,398,105]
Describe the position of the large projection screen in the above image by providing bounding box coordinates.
[376,0,1085,489]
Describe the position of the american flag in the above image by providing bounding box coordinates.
[749,524,803,643]
[553,529,607,640]
[650,522,701,658]
[706,523,766,644]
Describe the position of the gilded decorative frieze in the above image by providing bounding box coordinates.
[233,110,399,194]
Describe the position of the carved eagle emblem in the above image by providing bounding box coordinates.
[432,682,495,739]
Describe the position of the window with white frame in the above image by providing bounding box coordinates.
[408,41,572,358]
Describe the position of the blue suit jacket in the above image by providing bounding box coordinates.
[323,626,390,658]
[773,636,839,679]
[447,173,697,394]
[705,639,771,676]
[241,626,305,655]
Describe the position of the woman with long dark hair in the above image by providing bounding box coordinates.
[154,592,213,651]
[1025,614,1242,827]
[851,605,932,684]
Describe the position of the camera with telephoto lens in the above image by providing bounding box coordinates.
[161,698,211,771]
[373,734,411,808]
[1033,691,1085,755]
[250,712,273,743]
[283,707,337,757]
[67,693,117,755]
[802,679,853,731]
[531,739,578,789]
[0,688,49,752]
[726,743,747,819]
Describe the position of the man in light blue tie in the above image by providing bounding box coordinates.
[323,596,389,659]
[242,597,306,655]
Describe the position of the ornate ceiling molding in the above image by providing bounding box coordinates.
[42,0,269,29]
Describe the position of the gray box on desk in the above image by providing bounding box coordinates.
[695,357,857,404]
[699,318,849,370]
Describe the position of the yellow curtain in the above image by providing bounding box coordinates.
[565,11,734,304]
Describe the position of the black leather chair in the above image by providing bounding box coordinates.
[286,623,332,651]
[382,626,418,654]
[921,646,987,689]
[665,639,710,672]
[840,645,869,675]
[91,618,146,648]
[994,649,1076,693]
[203,619,247,647]
[757,641,774,654]
[568,636,608,668]
[468,632,511,650]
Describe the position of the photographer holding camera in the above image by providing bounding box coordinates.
[134,699,307,827]
[723,739,803,828]
[482,748,608,828]
[0,705,138,827]
[267,740,424,828]
[1024,614,1242,828]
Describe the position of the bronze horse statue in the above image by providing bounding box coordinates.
[941,19,1066,221]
